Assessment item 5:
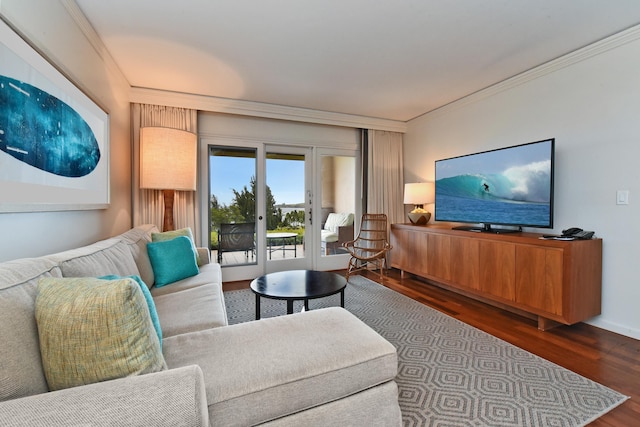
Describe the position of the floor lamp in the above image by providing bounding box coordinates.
[140,127,197,232]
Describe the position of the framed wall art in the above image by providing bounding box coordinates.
[0,19,109,212]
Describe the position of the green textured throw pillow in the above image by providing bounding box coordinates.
[152,227,200,264]
[147,236,199,287]
[99,275,163,348]
[35,277,166,392]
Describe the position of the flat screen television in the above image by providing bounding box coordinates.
[434,138,555,232]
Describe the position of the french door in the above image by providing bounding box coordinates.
[314,148,360,271]
[264,145,312,273]
[202,138,359,282]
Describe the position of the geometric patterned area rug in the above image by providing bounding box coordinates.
[224,275,628,426]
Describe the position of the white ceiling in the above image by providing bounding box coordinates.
[74,0,640,122]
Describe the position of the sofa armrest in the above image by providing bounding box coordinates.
[196,247,211,266]
[0,366,208,427]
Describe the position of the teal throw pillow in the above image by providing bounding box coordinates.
[99,275,162,348]
[147,236,199,287]
[152,227,200,265]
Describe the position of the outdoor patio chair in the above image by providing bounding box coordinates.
[343,213,392,281]
[217,222,256,263]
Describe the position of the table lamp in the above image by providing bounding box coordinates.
[404,182,434,225]
[140,127,197,231]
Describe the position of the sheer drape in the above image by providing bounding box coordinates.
[366,130,404,226]
[131,104,200,240]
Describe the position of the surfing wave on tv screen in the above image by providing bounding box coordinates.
[434,139,554,228]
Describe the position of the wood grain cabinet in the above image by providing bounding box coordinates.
[450,236,479,290]
[427,233,451,282]
[390,224,602,330]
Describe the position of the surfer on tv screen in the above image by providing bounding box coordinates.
[483,183,490,192]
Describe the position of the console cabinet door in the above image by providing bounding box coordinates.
[450,236,480,291]
[515,246,563,315]
[479,241,515,301]
[391,228,429,276]
[427,234,450,281]
[390,228,410,269]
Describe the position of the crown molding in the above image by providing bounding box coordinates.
[413,24,640,122]
[130,87,408,133]
[62,0,129,90]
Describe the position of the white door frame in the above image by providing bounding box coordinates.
[264,144,313,273]
[200,137,265,282]
[200,139,361,281]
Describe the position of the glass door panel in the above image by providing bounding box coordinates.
[265,147,311,272]
[315,151,359,271]
[209,146,258,267]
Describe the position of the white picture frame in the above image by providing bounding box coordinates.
[0,19,109,212]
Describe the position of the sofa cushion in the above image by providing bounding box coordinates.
[118,224,158,287]
[154,283,228,337]
[0,258,62,402]
[162,307,398,426]
[100,275,163,347]
[147,236,199,287]
[150,262,222,297]
[259,381,402,426]
[320,229,339,243]
[36,277,166,391]
[0,365,209,427]
[152,227,200,264]
[50,238,141,279]
[324,212,354,233]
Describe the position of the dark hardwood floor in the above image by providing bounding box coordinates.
[224,268,639,426]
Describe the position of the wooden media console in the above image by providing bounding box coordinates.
[390,224,602,330]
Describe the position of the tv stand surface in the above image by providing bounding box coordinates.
[390,224,602,330]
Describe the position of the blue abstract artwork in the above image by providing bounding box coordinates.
[0,75,100,178]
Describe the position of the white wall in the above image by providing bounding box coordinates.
[199,112,360,149]
[333,156,356,213]
[404,31,640,339]
[0,0,132,262]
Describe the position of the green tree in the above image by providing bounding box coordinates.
[284,209,305,227]
[230,176,280,230]
[231,182,255,223]
[210,194,243,231]
[265,187,279,229]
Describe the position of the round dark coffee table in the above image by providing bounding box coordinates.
[250,270,347,319]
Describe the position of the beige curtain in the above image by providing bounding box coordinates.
[366,130,404,226]
[131,104,200,240]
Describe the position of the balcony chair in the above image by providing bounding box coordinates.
[217,222,256,263]
[343,213,392,281]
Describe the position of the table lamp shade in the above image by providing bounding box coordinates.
[403,182,434,207]
[140,127,197,191]
[404,182,434,225]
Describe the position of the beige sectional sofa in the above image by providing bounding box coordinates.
[0,224,402,426]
